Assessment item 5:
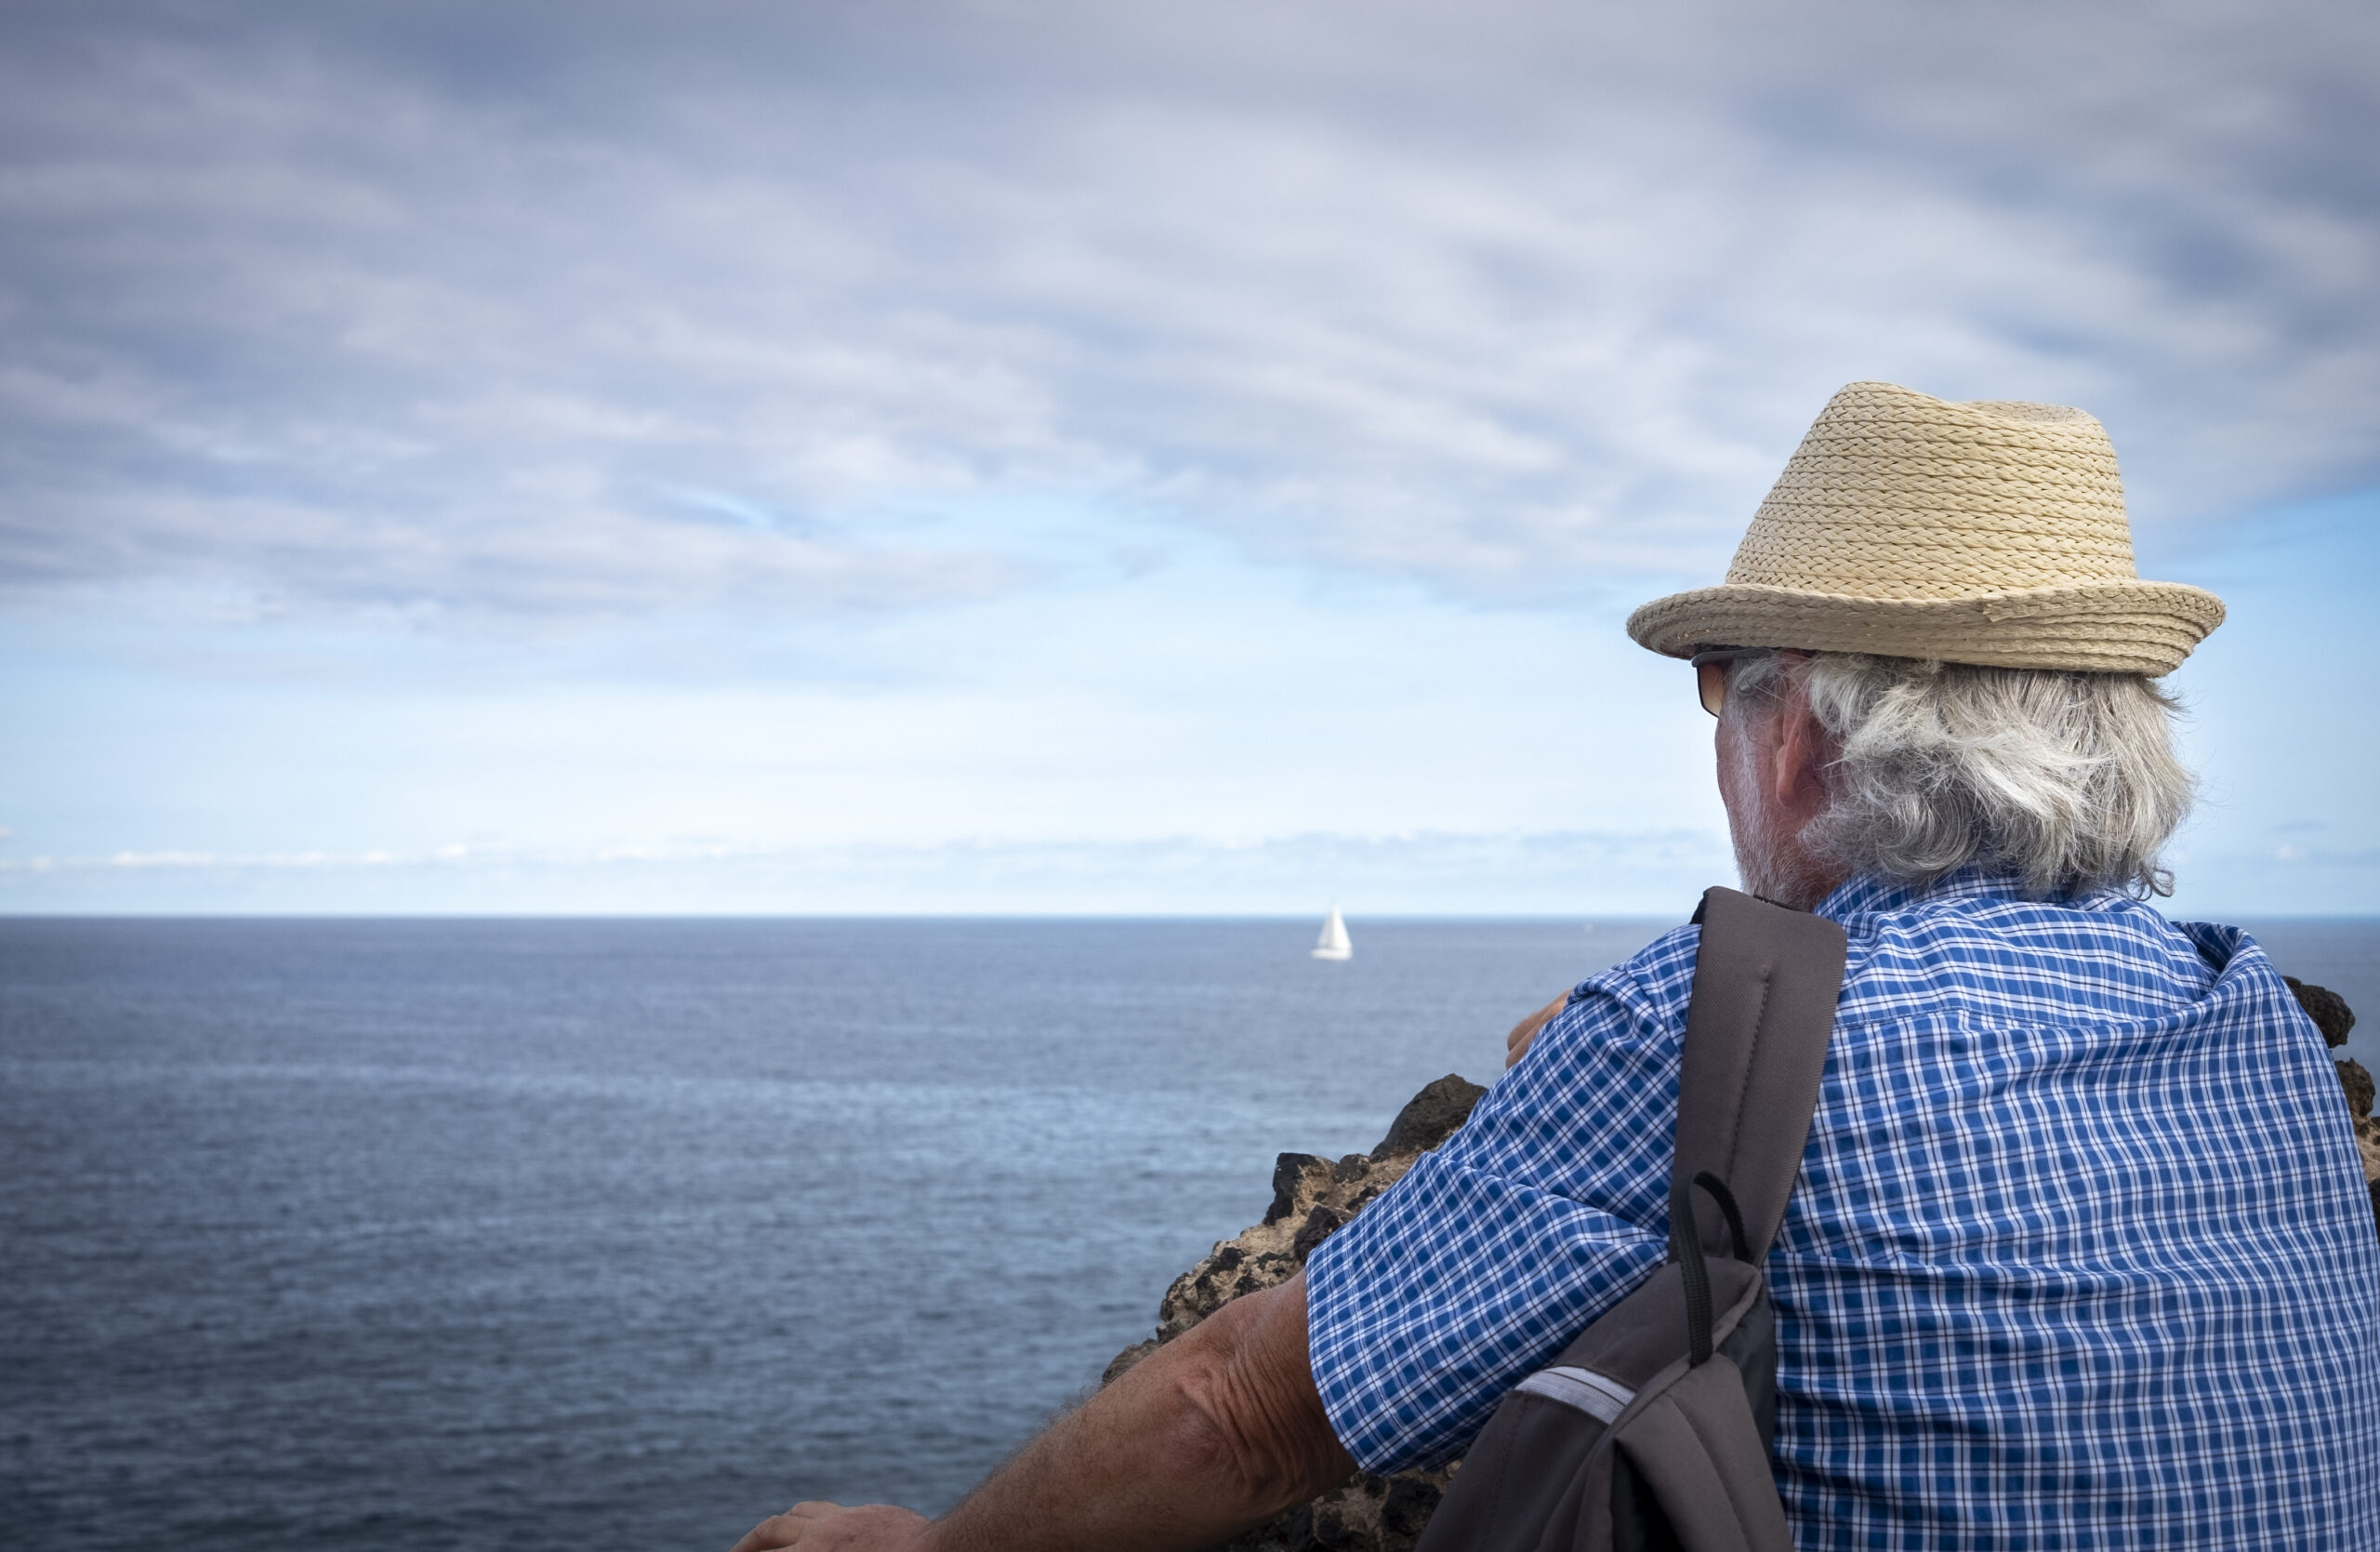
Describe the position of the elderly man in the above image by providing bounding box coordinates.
[736,384,2380,1549]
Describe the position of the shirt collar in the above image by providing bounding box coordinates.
[1816,865,2082,922]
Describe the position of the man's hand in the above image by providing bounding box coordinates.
[730,1503,931,1552]
[1506,991,1569,1068]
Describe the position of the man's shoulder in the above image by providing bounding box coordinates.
[1497,921,1701,1083]
[1560,878,2249,1043]
[1823,875,2227,1028]
[1572,920,1703,1025]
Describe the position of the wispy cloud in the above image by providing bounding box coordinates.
[2,0,2373,622]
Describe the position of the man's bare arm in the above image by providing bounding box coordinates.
[730,1271,1355,1552]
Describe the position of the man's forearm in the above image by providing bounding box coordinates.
[924,1273,1354,1552]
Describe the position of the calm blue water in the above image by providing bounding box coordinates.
[3,914,2373,1552]
[0,917,1663,1550]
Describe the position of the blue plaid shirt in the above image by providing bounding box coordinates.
[1306,871,2380,1546]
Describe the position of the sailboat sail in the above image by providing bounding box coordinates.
[1311,906,1353,961]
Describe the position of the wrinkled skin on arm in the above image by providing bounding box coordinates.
[731,1271,1355,1552]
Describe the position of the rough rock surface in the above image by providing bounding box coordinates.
[2289,975,2359,1050]
[2288,978,2380,1225]
[1101,1075,1486,1552]
[1115,982,2367,1552]
[2339,1059,2375,1126]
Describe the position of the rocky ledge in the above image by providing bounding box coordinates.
[1104,980,2367,1552]
[2287,977,2377,1211]
[1099,1074,1486,1551]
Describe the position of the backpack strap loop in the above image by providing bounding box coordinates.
[1693,1172,1751,1261]
[1673,1172,1750,1367]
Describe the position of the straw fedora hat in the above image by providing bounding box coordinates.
[1626,381,2224,674]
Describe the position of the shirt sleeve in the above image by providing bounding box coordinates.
[1302,927,1699,1472]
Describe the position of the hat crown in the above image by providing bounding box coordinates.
[1623,379,2224,673]
[1725,381,2142,601]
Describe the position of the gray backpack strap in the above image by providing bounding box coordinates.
[1412,887,1848,1552]
[1672,887,1849,1266]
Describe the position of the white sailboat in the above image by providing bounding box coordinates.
[1310,906,1353,961]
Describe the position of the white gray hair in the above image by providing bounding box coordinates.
[1728,652,2195,898]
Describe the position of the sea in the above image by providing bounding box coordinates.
[4,914,2376,1551]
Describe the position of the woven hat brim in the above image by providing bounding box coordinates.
[1626,578,2225,675]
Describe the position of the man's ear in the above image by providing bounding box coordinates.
[1766,675,1830,817]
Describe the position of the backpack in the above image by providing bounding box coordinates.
[1413,887,1848,1552]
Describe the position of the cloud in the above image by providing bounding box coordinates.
[1,0,2374,619]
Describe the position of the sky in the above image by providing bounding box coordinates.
[1,0,2375,915]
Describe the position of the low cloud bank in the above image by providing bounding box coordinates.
[0,829,1737,915]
